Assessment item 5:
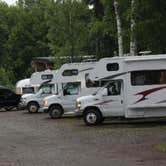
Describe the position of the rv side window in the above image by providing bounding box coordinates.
[22,87,34,94]
[106,63,119,71]
[41,74,53,80]
[107,81,121,96]
[131,70,166,86]
[63,82,81,96]
[62,70,78,76]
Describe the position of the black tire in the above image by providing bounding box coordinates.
[27,102,39,113]
[83,109,103,126]
[49,105,63,119]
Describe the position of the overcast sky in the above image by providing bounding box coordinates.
[2,0,17,5]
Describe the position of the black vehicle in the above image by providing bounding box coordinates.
[0,86,21,111]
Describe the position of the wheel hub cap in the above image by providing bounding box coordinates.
[86,113,97,124]
[52,109,60,117]
[30,105,37,112]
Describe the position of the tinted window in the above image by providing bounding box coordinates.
[106,63,119,71]
[41,74,53,80]
[62,70,78,76]
[131,70,166,86]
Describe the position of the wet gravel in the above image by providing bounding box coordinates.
[0,110,166,166]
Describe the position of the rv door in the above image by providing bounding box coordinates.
[101,80,124,117]
[61,82,81,112]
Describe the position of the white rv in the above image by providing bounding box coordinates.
[21,70,58,113]
[42,62,102,118]
[16,78,36,95]
[75,55,166,125]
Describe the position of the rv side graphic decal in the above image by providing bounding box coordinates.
[134,86,166,104]
[95,100,117,105]
[79,67,94,73]
[156,100,166,104]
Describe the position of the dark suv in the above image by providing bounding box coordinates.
[0,86,21,111]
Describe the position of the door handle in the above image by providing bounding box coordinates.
[121,100,123,104]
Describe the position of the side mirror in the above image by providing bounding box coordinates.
[102,88,108,96]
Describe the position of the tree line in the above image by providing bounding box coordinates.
[0,0,166,88]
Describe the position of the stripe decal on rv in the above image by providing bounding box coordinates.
[97,72,128,80]
[95,99,116,105]
[134,86,166,104]
[79,67,94,73]
[156,100,166,104]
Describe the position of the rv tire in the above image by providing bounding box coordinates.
[83,108,103,126]
[49,105,63,119]
[27,102,39,113]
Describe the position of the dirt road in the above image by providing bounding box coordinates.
[0,110,166,166]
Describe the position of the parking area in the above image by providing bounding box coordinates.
[0,110,166,166]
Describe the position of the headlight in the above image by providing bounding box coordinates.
[76,101,81,108]
[43,99,48,106]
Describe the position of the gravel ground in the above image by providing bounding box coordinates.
[0,110,166,166]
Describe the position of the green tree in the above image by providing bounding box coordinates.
[47,0,90,64]
[85,0,115,58]
[6,0,51,83]
[137,0,166,54]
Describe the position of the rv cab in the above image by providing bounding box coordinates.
[20,70,58,113]
[42,62,98,118]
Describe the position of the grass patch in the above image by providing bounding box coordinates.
[155,144,166,153]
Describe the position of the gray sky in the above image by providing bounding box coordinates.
[2,0,17,5]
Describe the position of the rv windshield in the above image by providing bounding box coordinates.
[36,84,58,95]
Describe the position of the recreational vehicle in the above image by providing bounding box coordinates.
[21,70,58,113]
[16,78,36,95]
[75,55,166,125]
[42,62,102,118]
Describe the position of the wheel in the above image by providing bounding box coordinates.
[27,102,39,113]
[83,109,103,126]
[49,105,63,119]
